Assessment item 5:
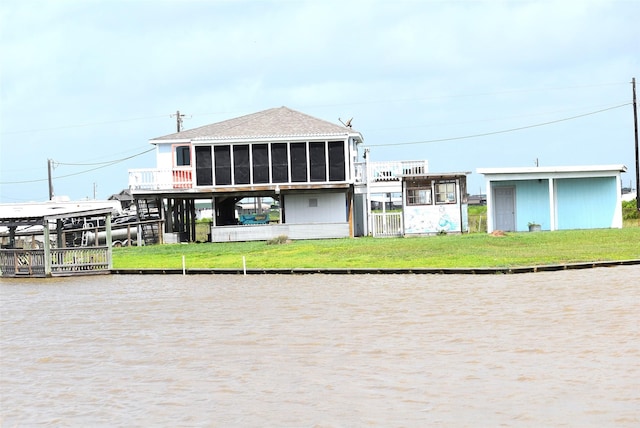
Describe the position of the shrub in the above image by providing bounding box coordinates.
[622,199,639,220]
[266,235,290,245]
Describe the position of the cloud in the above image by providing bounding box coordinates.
[1,0,638,201]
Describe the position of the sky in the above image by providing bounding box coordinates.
[1,0,638,203]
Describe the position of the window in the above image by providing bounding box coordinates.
[195,146,212,186]
[175,146,190,166]
[233,145,250,184]
[214,146,231,185]
[290,142,307,182]
[435,181,457,204]
[407,188,432,205]
[271,143,289,183]
[252,144,269,184]
[328,141,345,181]
[309,142,326,182]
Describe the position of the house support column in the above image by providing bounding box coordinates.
[347,188,353,237]
[189,199,196,242]
[548,178,557,231]
[165,198,173,233]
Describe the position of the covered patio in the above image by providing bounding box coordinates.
[0,202,117,277]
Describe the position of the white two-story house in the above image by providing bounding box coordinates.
[128,106,438,243]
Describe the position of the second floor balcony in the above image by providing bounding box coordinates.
[129,160,429,193]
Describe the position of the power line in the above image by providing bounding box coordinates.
[1,101,631,186]
[0,148,155,185]
[55,147,154,166]
[369,103,630,147]
[0,114,168,135]
[300,82,630,109]
[0,82,628,136]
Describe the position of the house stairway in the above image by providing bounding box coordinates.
[135,197,161,245]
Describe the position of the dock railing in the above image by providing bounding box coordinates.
[0,247,110,277]
[50,247,110,274]
[0,249,46,277]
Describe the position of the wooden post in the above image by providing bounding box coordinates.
[190,199,196,242]
[105,213,113,269]
[43,219,52,277]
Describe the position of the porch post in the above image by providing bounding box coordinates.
[105,213,113,269]
[8,226,16,248]
[548,178,557,231]
[485,179,494,233]
[365,149,371,236]
[43,219,52,277]
[613,173,624,228]
[347,188,354,237]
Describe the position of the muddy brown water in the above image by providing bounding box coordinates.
[1,266,638,426]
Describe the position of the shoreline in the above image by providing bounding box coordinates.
[110,259,640,275]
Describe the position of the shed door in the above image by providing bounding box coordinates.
[494,186,515,231]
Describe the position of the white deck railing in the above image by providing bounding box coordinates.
[355,160,428,184]
[130,161,428,191]
[129,168,193,191]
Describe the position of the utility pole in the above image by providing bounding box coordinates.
[632,77,639,213]
[171,110,186,132]
[47,159,54,200]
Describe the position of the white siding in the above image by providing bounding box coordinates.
[156,144,173,169]
[209,223,350,242]
[284,192,347,224]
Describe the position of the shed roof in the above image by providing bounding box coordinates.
[151,106,363,142]
[477,165,627,180]
[0,201,121,227]
[402,171,471,180]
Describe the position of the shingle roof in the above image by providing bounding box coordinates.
[152,106,362,142]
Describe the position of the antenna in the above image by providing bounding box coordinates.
[339,117,353,128]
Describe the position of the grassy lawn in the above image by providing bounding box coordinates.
[113,227,640,270]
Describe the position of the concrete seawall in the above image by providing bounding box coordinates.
[111,259,640,275]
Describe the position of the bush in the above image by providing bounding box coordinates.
[622,199,639,220]
[266,235,290,245]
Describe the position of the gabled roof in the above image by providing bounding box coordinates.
[151,106,362,143]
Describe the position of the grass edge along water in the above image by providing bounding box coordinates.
[112,227,640,270]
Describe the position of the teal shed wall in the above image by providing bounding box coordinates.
[514,180,550,231]
[493,176,619,231]
[493,180,550,231]
[555,177,618,229]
